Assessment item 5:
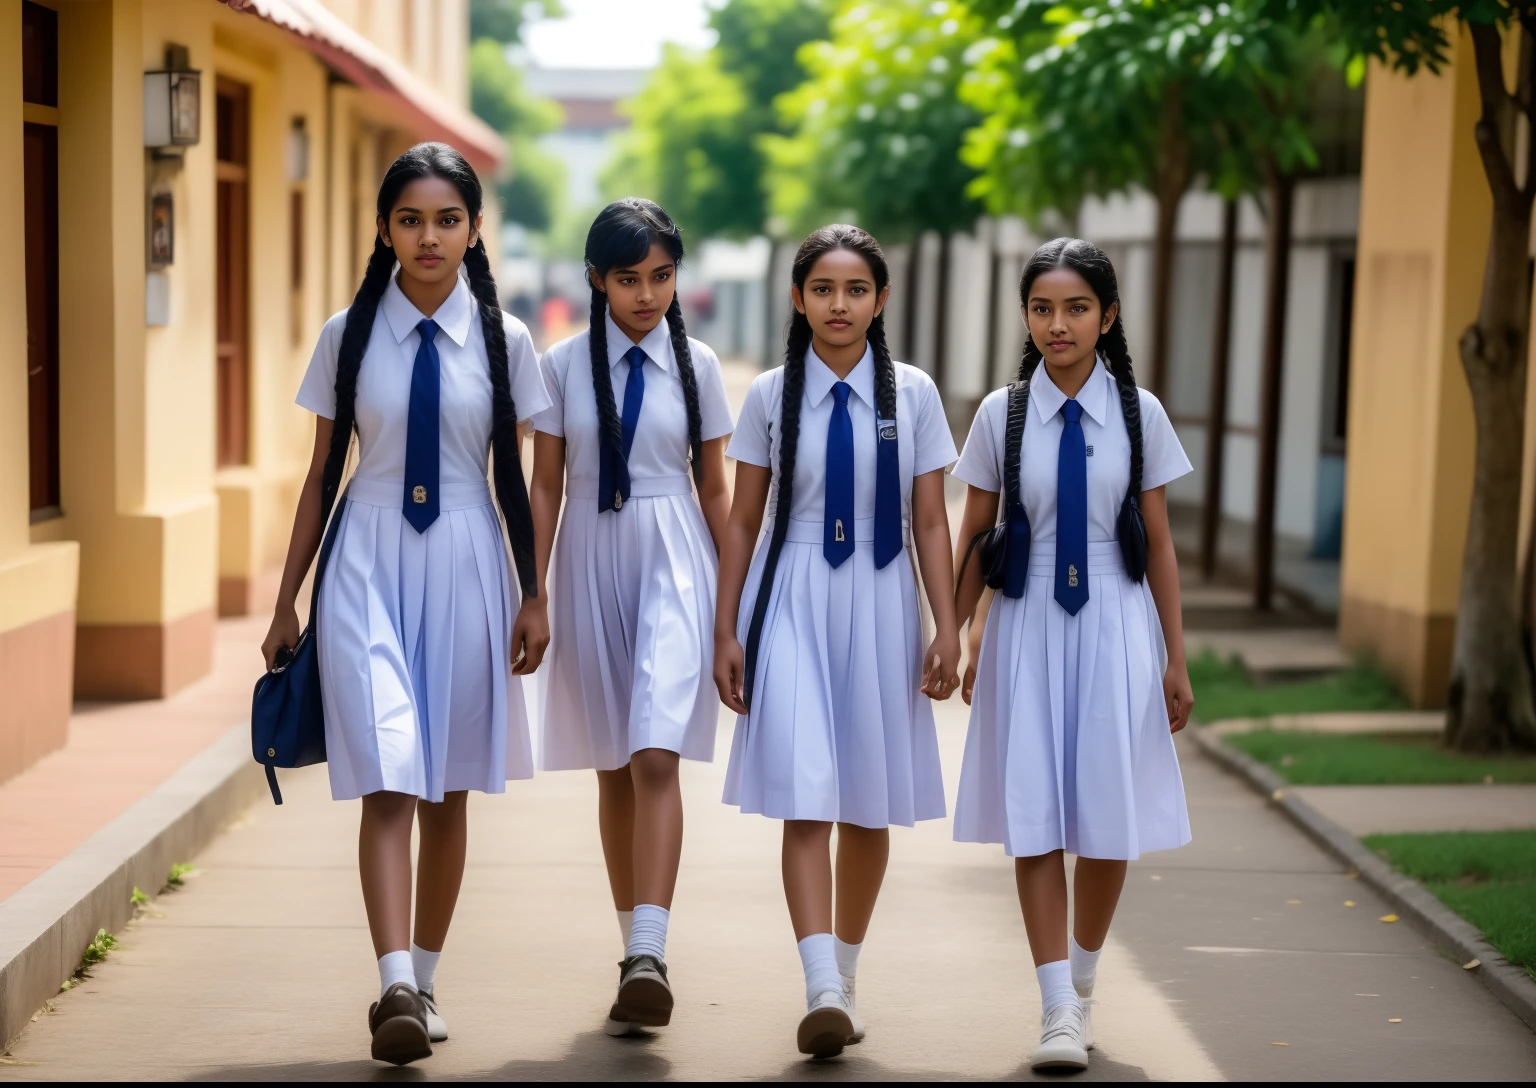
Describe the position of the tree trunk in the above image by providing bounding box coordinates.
[1445,22,1536,752]
[933,230,953,395]
[1147,85,1191,397]
[1253,166,1295,612]
[1201,198,1239,581]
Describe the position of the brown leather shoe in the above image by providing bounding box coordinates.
[368,982,432,1065]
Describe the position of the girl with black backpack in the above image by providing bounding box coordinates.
[261,144,550,1065]
[951,238,1195,1072]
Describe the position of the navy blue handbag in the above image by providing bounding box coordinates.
[250,492,347,805]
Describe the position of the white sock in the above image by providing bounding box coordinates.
[833,935,862,985]
[617,909,634,951]
[378,950,415,997]
[626,903,669,961]
[1069,936,1101,997]
[410,942,440,996]
[1036,959,1079,1017]
[798,933,843,1004]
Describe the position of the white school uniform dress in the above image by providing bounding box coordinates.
[722,347,957,829]
[533,315,734,771]
[952,360,1193,860]
[295,273,551,802]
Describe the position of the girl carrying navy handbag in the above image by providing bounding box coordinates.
[250,487,346,805]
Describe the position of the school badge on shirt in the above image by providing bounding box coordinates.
[879,419,897,441]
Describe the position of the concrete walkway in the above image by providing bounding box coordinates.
[3,700,1534,1080]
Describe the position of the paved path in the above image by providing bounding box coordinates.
[3,699,1534,1081]
[1293,784,1536,835]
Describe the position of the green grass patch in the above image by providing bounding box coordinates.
[1188,651,1405,724]
[1225,729,1536,785]
[1363,831,1536,980]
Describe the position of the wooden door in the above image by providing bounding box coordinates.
[216,77,251,467]
[23,1,60,518]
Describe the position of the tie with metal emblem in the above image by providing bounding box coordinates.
[402,318,440,533]
[825,381,854,567]
[1055,398,1088,614]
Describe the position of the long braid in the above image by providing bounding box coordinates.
[1098,318,1144,498]
[463,242,538,599]
[742,310,811,707]
[1016,332,1043,383]
[320,237,395,522]
[665,295,706,487]
[868,311,897,422]
[588,288,624,471]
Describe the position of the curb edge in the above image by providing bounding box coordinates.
[0,725,263,1050]
[1190,724,1536,1034]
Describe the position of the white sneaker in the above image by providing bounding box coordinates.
[1075,982,1095,1051]
[603,1014,643,1037]
[798,989,855,1059]
[1031,1001,1089,1071]
[419,991,448,1043]
[841,974,866,1043]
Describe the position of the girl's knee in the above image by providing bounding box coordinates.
[628,748,679,792]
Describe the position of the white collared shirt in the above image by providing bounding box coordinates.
[952,359,1191,543]
[533,313,735,491]
[297,272,550,485]
[728,345,957,522]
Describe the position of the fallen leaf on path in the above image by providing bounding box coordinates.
[1355,994,1379,997]
[1388,1018,1402,1024]
[1344,900,1356,907]
[1380,914,1399,923]
[1151,874,1162,881]
[1347,871,1359,879]
[1270,1042,1289,1047]
[1483,774,1494,785]
[1286,898,1302,905]
[1271,789,1286,801]
[1463,959,1480,970]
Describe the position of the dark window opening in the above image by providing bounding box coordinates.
[216,77,251,467]
[22,2,58,108]
[24,123,60,517]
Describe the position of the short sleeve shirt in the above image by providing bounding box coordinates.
[952,360,1190,543]
[532,313,734,493]
[728,347,957,522]
[296,273,550,486]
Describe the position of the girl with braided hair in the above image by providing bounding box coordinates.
[713,225,961,1059]
[522,198,734,1035]
[262,144,550,1065]
[950,237,1194,1072]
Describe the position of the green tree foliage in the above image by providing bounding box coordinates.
[469,0,562,45]
[604,0,830,237]
[765,0,986,239]
[467,31,566,232]
[1269,0,1536,753]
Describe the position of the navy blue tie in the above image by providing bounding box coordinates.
[1055,398,1088,614]
[402,318,440,533]
[825,381,854,567]
[599,345,647,511]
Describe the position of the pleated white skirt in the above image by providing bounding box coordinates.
[317,477,532,802]
[953,540,1191,860]
[722,516,945,829]
[539,475,719,771]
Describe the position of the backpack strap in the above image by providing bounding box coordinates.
[1002,377,1031,519]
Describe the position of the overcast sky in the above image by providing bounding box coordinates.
[521,0,715,69]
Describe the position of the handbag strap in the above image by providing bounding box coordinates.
[304,487,348,631]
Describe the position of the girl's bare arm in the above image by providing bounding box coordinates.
[713,460,771,713]
[261,417,334,670]
[696,436,732,553]
[910,469,961,698]
[1140,486,1193,731]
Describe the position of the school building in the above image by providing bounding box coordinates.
[1,0,503,783]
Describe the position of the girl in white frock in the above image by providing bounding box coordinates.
[713,225,962,1059]
[951,238,1194,1073]
[262,145,550,1066]
[520,199,733,1033]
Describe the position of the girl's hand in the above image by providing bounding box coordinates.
[961,660,978,706]
[714,633,748,714]
[961,607,986,705]
[511,597,550,675]
[1164,660,1194,733]
[920,630,962,701]
[261,605,301,672]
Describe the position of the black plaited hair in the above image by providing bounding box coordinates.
[584,198,704,491]
[743,223,894,706]
[1015,236,1146,578]
[321,141,537,598]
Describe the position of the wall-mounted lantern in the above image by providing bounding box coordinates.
[286,118,310,182]
[144,44,200,149]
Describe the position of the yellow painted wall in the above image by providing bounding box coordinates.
[1339,28,1488,705]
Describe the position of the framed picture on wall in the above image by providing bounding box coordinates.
[148,191,174,267]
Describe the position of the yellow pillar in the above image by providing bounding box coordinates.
[1339,30,1487,707]
[0,0,80,782]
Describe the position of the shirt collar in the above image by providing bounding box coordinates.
[605,313,674,375]
[804,344,877,409]
[1030,356,1110,426]
[381,271,473,347]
